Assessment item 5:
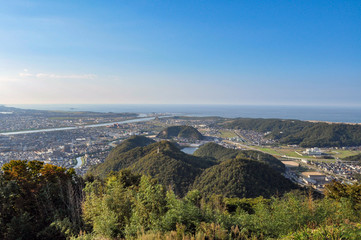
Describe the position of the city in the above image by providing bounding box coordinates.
[1,108,361,191]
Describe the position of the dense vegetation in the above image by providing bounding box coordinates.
[0,160,83,240]
[222,118,361,147]
[194,142,285,172]
[88,137,215,196]
[157,125,204,140]
[105,136,155,162]
[89,137,294,197]
[192,159,297,198]
[76,172,361,240]
[1,160,361,239]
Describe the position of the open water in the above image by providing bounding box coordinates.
[8,104,361,123]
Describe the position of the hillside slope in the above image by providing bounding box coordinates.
[194,142,285,172]
[192,158,297,198]
[89,137,296,198]
[89,139,215,196]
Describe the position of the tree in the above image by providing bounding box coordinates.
[0,160,83,240]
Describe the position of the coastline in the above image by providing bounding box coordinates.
[3,104,361,124]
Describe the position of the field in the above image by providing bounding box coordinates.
[218,130,238,138]
[252,146,361,162]
[323,149,359,159]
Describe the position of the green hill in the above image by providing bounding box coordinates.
[222,118,361,147]
[157,125,204,140]
[87,136,155,177]
[194,142,285,172]
[89,137,296,198]
[192,158,297,198]
[89,139,215,196]
[107,135,155,156]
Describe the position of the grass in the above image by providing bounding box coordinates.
[218,130,238,138]
[253,146,281,156]
[324,149,361,159]
[253,146,361,162]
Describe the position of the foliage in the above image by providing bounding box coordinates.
[191,158,297,198]
[90,139,293,198]
[90,136,155,177]
[89,139,215,196]
[76,174,361,240]
[2,160,361,240]
[324,180,361,213]
[0,160,83,240]
[106,135,155,157]
[82,170,141,238]
[282,223,361,240]
[194,142,285,172]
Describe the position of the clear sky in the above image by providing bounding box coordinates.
[0,1,360,106]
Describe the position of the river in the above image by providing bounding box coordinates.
[181,147,198,154]
[75,157,83,168]
[0,117,157,136]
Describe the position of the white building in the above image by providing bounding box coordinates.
[303,147,322,156]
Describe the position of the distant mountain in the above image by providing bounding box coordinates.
[0,105,24,113]
[0,105,136,118]
[192,158,297,198]
[157,125,204,140]
[222,118,361,147]
[88,138,215,196]
[194,142,285,172]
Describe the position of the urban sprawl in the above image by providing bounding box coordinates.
[1,110,360,193]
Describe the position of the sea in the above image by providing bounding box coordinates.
[7,104,361,123]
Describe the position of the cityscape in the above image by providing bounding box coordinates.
[1,1,361,238]
[1,106,360,191]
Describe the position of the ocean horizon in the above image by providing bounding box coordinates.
[6,104,361,124]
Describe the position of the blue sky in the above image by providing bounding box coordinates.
[0,1,360,105]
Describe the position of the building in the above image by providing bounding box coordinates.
[303,147,322,156]
[301,171,327,185]
[281,160,300,168]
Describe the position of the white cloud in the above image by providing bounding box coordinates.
[18,70,96,80]
[35,73,97,79]
[18,72,33,77]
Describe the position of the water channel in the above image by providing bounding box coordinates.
[0,117,157,136]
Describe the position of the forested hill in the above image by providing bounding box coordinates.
[222,118,361,147]
[106,135,155,157]
[157,125,204,140]
[88,139,215,196]
[194,142,285,172]
[192,158,296,198]
[89,137,296,198]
